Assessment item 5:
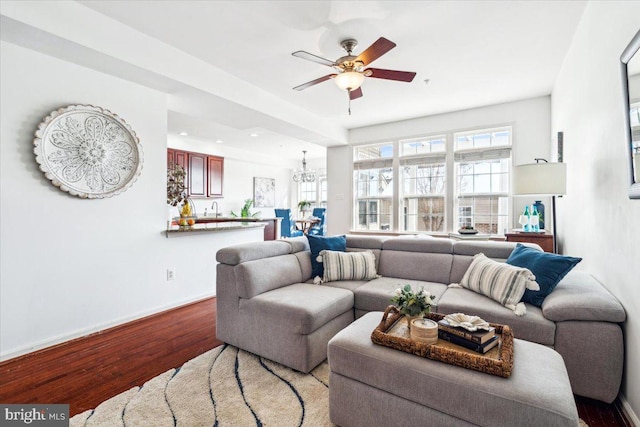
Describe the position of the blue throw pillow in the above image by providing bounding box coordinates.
[506,243,582,306]
[307,235,346,279]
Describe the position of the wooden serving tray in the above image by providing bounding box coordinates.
[371,306,514,378]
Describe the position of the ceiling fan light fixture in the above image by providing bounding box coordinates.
[334,71,365,91]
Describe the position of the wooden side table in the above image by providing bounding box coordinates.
[505,231,554,253]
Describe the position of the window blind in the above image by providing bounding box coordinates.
[353,158,393,170]
[399,153,446,166]
[454,147,512,162]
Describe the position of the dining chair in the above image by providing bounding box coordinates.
[274,208,304,238]
[308,208,326,236]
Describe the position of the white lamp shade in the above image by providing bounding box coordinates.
[513,162,567,195]
[334,71,365,91]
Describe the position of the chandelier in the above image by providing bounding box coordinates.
[292,150,316,182]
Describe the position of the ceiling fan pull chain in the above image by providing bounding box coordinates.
[348,93,352,115]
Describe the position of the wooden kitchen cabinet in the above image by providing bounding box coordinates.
[188,152,207,197]
[167,148,187,170]
[167,149,224,198]
[207,155,224,197]
[167,148,188,189]
[505,231,554,253]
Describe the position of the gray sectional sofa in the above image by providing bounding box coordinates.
[215,234,626,403]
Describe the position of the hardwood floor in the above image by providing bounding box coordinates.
[576,396,634,427]
[0,297,633,426]
[0,297,222,416]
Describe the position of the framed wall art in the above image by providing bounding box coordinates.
[253,177,275,208]
[33,104,143,199]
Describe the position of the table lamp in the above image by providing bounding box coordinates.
[512,159,567,253]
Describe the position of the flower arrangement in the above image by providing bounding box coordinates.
[391,284,436,316]
[167,164,187,207]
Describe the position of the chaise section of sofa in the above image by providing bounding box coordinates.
[216,237,354,373]
[216,234,626,402]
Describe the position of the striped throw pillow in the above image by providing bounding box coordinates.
[454,253,540,316]
[319,250,379,283]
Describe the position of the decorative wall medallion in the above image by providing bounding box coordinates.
[33,105,143,199]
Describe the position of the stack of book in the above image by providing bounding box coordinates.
[437,319,499,354]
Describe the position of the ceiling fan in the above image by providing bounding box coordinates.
[292,37,416,113]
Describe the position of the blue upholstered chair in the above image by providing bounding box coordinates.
[307,208,326,236]
[274,209,303,238]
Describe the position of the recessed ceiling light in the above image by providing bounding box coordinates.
[216,140,223,144]
[179,131,189,136]
[250,133,258,137]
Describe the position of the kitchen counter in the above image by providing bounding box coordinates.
[184,216,282,240]
[195,216,277,222]
[166,221,265,237]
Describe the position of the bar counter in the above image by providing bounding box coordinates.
[165,221,265,237]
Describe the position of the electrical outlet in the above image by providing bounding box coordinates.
[167,268,176,281]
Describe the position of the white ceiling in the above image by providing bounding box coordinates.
[3,1,588,161]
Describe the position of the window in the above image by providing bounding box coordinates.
[354,168,393,230]
[297,175,327,208]
[354,142,393,231]
[319,177,327,207]
[401,136,446,156]
[355,143,393,160]
[353,127,512,235]
[458,206,473,228]
[400,136,446,232]
[455,129,510,150]
[299,180,316,205]
[454,127,511,234]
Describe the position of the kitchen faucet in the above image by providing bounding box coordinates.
[211,201,219,217]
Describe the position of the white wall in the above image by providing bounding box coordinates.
[328,96,552,234]
[551,1,640,421]
[0,41,263,360]
[327,146,353,235]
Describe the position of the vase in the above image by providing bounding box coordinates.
[530,204,540,232]
[521,206,531,231]
[534,200,545,229]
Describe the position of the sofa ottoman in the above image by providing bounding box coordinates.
[328,312,580,427]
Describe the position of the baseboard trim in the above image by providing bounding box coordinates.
[0,292,215,362]
[620,393,639,427]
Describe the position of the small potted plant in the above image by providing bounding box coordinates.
[391,284,436,329]
[230,199,261,218]
[297,200,311,216]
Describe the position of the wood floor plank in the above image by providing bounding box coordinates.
[0,297,221,415]
[0,296,631,425]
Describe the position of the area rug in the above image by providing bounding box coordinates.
[70,344,332,427]
[70,344,589,427]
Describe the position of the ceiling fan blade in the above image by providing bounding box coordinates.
[349,87,363,100]
[365,68,416,82]
[355,37,396,66]
[293,74,336,91]
[292,50,336,67]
